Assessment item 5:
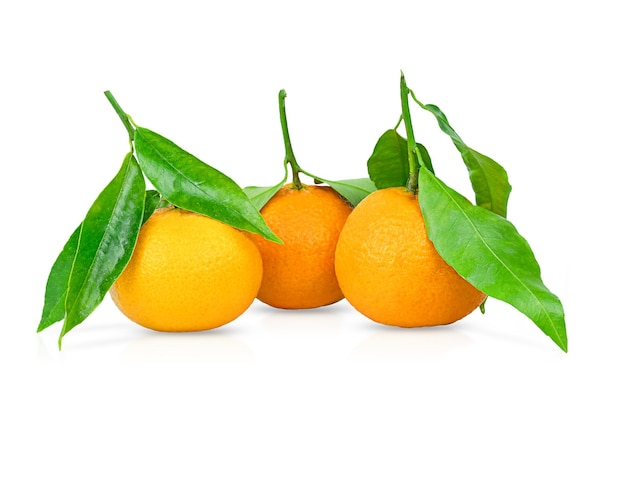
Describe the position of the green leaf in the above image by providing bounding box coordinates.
[367,129,432,189]
[314,177,377,206]
[244,162,289,210]
[134,127,281,243]
[418,168,567,352]
[38,224,81,332]
[244,183,285,210]
[60,153,146,347]
[157,198,173,209]
[415,144,433,174]
[142,189,162,225]
[38,188,155,333]
[461,147,511,217]
[479,297,488,314]
[367,130,409,189]
[414,99,511,217]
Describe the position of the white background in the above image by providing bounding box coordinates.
[1,0,624,487]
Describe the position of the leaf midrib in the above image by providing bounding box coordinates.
[138,129,265,235]
[39,228,80,330]
[64,163,134,324]
[427,173,565,346]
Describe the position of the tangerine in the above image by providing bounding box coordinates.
[110,207,263,332]
[334,187,485,327]
[247,184,352,309]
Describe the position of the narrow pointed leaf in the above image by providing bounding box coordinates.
[60,153,146,347]
[416,100,511,217]
[367,129,431,189]
[244,162,289,210]
[314,177,377,206]
[38,224,81,332]
[41,190,160,335]
[461,146,511,217]
[134,127,281,243]
[418,168,567,352]
[244,182,285,210]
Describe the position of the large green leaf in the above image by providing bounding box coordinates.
[415,99,511,217]
[367,129,431,189]
[38,186,158,334]
[60,153,146,347]
[134,127,281,243]
[418,168,567,352]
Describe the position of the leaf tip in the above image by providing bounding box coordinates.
[265,233,284,245]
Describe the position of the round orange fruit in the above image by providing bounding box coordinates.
[110,207,263,332]
[247,184,352,309]
[334,187,485,327]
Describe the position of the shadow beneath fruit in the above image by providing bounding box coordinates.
[254,301,349,336]
[118,324,257,365]
[349,320,475,362]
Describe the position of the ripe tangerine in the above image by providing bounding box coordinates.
[110,207,263,332]
[335,187,485,327]
[247,184,352,309]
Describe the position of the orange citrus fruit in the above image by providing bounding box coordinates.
[335,187,485,327]
[247,184,352,309]
[110,207,263,332]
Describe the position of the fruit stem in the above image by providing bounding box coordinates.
[104,91,135,142]
[400,73,419,193]
[279,89,304,189]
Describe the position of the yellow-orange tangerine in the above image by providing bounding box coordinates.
[110,207,263,332]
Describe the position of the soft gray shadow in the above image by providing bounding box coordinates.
[118,324,257,365]
[255,301,348,336]
[349,320,475,362]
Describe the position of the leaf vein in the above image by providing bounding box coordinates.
[428,174,564,344]
[139,131,265,234]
